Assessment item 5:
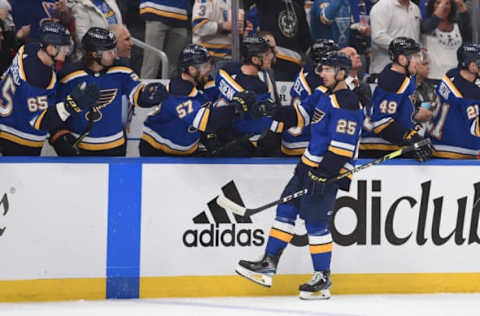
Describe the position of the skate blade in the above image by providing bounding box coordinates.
[299,289,331,300]
[235,264,272,287]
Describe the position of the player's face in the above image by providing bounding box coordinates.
[407,52,423,75]
[54,44,73,62]
[195,61,213,85]
[100,48,117,67]
[260,49,274,70]
[320,65,336,88]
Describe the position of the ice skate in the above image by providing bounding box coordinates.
[235,253,278,287]
[298,270,331,300]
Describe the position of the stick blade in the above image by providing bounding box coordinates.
[216,195,247,216]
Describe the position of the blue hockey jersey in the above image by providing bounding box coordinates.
[141,77,214,155]
[301,88,365,190]
[282,63,325,155]
[425,68,480,158]
[215,62,284,144]
[360,64,417,151]
[56,63,144,152]
[0,44,57,148]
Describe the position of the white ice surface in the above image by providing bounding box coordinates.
[1,294,480,316]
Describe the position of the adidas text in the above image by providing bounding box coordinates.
[182,224,265,247]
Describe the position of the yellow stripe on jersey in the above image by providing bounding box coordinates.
[218,69,244,92]
[189,87,199,97]
[133,84,144,107]
[276,53,302,64]
[396,77,410,94]
[198,108,210,132]
[293,103,305,128]
[359,143,401,151]
[316,85,328,93]
[33,110,47,130]
[60,70,88,83]
[476,117,480,137]
[310,242,333,254]
[139,8,188,21]
[339,167,353,180]
[204,80,215,90]
[442,75,463,98]
[432,150,477,159]
[141,133,199,155]
[281,146,305,156]
[46,71,56,90]
[0,132,44,148]
[192,18,209,31]
[373,119,394,134]
[299,69,312,95]
[199,42,232,49]
[77,137,125,151]
[18,46,26,81]
[107,66,134,74]
[330,94,340,108]
[301,155,319,168]
[328,145,353,158]
[269,228,293,243]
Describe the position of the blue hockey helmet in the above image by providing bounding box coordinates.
[457,42,480,69]
[310,39,340,65]
[388,37,421,61]
[82,27,117,52]
[178,44,212,72]
[39,21,71,47]
[321,51,352,73]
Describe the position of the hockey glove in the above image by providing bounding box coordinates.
[49,129,80,156]
[64,82,99,115]
[138,82,168,107]
[231,90,257,119]
[250,99,277,119]
[305,168,329,197]
[402,129,433,162]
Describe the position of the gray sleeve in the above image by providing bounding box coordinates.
[370,3,393,50]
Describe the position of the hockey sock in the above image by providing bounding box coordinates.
[265,216,295,257]
[306,221,332,271]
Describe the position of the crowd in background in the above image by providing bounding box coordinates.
[0,0,478,158]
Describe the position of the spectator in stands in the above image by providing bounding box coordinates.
[340,46,372,108]
[310,0,352,48]
[10,0,74,42]
[109,24,132,62]
[192,0,244,68]
[369,0,421,76]
[255,0,311,81]
[243,0,259,37]
[70,0,122,60]
[139,0,189,79]
[421,0,471,83]
[348,0,373,71]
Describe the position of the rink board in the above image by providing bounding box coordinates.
[0,158,480,301]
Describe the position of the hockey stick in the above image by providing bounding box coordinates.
[217,138,432,217]
[72,107,95,150]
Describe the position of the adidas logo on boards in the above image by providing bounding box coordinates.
[182,181,308,248]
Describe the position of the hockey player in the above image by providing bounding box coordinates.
[425,43,480,158]
[235,52,365,300]
[214,35,284,157]
[52,27,168,156]
[0,22,97,156]
[281,39,339,156]
[139,44,238,156]
[360,37,433,161]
